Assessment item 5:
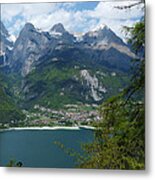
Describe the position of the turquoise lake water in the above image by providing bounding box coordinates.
[0,128,94,168]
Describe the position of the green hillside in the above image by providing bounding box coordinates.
[0,73,25,127]
[19,59,130,110]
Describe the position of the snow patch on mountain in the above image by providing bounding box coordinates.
[49,31,62,38]
[74,32,84,42]
[7,35,16,43]
[92,24,108,32]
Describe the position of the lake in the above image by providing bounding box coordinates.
[0,128,94,168]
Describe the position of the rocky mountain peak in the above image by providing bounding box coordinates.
[11,22,49,76]
[50,23,76,44]
[92,24,108,32]
[18,23,37,40]
[14,22,38,49]
[22,23,36,32]
[50,23,66,33]
[83,23,124,47]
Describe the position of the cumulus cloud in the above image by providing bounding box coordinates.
[1,1,144,41]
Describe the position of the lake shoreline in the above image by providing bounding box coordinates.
[0,125,95,132]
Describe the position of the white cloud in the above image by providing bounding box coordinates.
[87,1,144,40]
[1,3,57,21]
[1,1,144,41]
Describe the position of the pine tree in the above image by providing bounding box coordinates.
[79,20,145,170]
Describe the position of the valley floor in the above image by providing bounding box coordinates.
[0,103,101,129]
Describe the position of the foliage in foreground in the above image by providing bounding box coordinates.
[79,98,145,169]
[78,20,145,169]
[6,160,23,167]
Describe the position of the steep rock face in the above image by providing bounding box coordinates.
[10,23,51,76]
[80,69,107,101]
[0,21,13,66]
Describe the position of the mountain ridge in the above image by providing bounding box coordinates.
[1,21,134,74]
[0,21,132,120]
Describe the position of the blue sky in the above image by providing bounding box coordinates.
[60,1,99,11]
[72,1,99,10]
[1,1,144,41]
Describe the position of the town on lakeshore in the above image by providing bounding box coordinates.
[0,104,101,129]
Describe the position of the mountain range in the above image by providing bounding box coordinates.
[0,21,135,123]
